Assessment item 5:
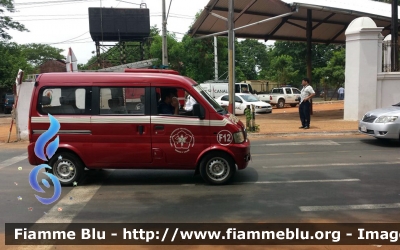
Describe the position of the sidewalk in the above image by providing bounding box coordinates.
[247,101,361,138]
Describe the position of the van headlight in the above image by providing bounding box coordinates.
[375,116,398,123]
[233,131,245,143]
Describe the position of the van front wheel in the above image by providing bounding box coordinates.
[200,152,235,185]
[48,152,84,186]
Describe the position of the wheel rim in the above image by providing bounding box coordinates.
[53,159,76,183]
[279,101,284,108]
[206,157,230,182]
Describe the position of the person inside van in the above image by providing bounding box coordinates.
[158,88,179,115]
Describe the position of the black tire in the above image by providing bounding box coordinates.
[290,104,297,107]
[199,152,236,185]
[48,152,85,186]
[277,99,285,109]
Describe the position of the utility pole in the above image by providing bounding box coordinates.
[228,0,235,115]
[214,36,218,81]
[391,0,398,72]
[162,0,168,67]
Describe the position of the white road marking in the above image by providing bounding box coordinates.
[300,203,400,212]
[263,161,400,169]
[8,171,113,250]
[262,140,340,146]
[251,149,393,157]
[239,179,360,184]
[337,141,362,144]
[36,185,102,223]
[0,153,27,170]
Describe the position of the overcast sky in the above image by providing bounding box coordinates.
[7,0,390,65]
[8,0,210,64]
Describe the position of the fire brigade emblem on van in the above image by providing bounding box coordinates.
[170,128,195,153]
[30,114,62,205]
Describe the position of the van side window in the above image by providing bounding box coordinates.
[38,87,88,115]
[99,87,145,115]
[155,87,198,117]
[286,88,292,94]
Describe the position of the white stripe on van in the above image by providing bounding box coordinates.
[91,116,151,124]
[31,117,233,127]
[31,117,91,123]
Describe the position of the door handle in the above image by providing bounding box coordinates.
[138,125,144,135]
[155,125,164,130]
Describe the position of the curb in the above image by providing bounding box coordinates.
[248,130,360,137]
[312,101,344,105]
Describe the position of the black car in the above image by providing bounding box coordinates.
[3,94,14,114]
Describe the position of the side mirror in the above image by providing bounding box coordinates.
[193,103,205,119]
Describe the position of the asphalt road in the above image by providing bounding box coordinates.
[1,136,400,234]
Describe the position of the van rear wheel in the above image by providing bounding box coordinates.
[200,152,235,185]
[48,152,84,186]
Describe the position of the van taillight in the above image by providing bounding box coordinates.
[270,96,272,100]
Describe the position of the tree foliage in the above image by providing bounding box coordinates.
[20,43,64,67]
[0,42,32,90]
[0,0,28,41]
[313,48,345,87]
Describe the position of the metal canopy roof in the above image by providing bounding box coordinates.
[188,0,396,44]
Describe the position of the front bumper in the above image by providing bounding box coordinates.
[358,121,400,139]
[231,140,251,170]
[255,107,272,113]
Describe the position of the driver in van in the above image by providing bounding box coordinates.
[158,88,179,115]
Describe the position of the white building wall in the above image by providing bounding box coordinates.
[377,73,400,108]
[16,81,34,140]
[344,17,383,121]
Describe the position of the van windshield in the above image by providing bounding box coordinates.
[194,84,226,114]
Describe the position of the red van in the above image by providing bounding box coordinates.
[28,70,251,185]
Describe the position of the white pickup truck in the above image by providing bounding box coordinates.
[257,87,301,108]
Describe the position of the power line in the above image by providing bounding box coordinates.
[13,17,88,21]
[115,0,140,5]
[12,14,192,22]
[167,0,172,20]
[14,0,89,5]
[42,31,90,45]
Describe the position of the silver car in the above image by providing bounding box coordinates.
[358,102,400,140]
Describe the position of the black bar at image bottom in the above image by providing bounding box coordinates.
[5,223,400,245]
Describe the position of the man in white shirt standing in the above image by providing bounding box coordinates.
[337,86,344,100]
[299,78,315,129]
